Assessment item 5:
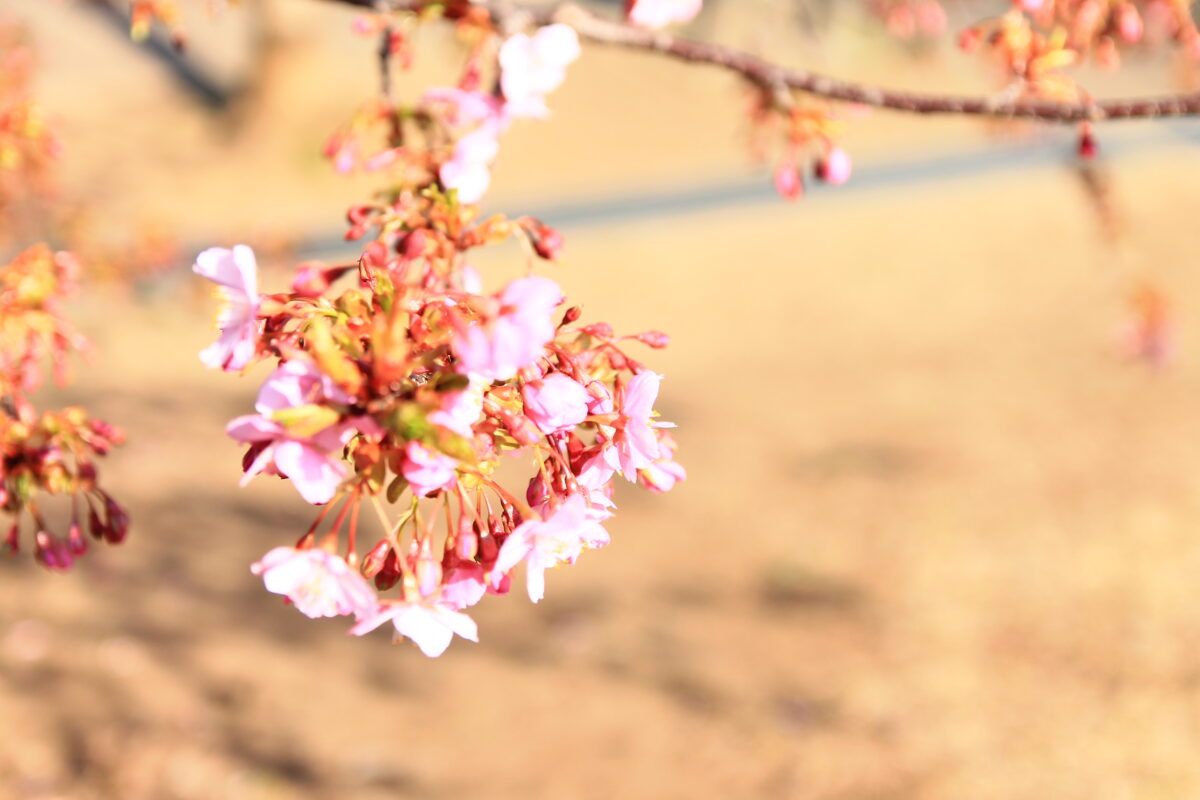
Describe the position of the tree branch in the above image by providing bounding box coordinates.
[323,0,1200,123]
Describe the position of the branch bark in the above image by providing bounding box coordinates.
[323,0,1200,123]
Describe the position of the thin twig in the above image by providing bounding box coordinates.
[320,0,1200,123]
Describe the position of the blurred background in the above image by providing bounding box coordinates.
[5,1,1200,798]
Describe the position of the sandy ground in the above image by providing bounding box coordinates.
[5,1,1200,799]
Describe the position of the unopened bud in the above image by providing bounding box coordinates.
[561,306,582,327]
[634,330,670,349]
[815,146,852,186]
[774,160,803,201]
[457,516,478,561]
[581,322,613,339]
[532,226,565,261]
[104,497,130,545]
[401,229,428,261]
[416,543,442,597]
[66,523,88,557]
[360,540,392,578]
[1078,126,1099,160]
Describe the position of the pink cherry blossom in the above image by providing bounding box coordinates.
[226,360,377,505]
[251,546,378,619]
[639,457,687,493]
[428,377,484,438]
[422,88,509,203]
[440,128,501,203]
[493,494,610,603]
[818,146,852,186]
[441,563,488,610]
[452,276,563,380]
[192,245,260,372]
[351,599,479,657]
[499,24,581,118]
[626,0,703,30]
[604,370,673,481]
[522,373,590,434]
[401,440,458,497]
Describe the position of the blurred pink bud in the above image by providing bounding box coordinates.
[816,146,852,186]
[634,330,670,349]
[626,0,702,29]
[1116,4,1143,43]
[774,160,803,201]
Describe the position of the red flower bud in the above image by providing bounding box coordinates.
[581,322,613,339]
[561,306,582,326]
[1078,127,1099,160]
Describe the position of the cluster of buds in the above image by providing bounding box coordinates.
[129,1,184,46]
[1,245,129,569]
[0,19,61,229]
[198,4,688,657]
[959,2,1200,93]
[748,95,853,202]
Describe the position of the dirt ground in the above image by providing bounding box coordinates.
[5,1,1200,799]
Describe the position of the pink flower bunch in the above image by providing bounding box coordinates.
[0,246,129,570]
[197,18,680,658]
[420,24,580,203]
[196,230,682,655]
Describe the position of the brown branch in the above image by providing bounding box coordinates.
[321,0,1200,123]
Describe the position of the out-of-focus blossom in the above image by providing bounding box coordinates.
[499,24,581,118]
[626,0,703,29]
[252,546,378,619]
[193,245,260,372]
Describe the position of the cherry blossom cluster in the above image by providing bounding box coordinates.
[0,245,129,570]
[0,19,61,231]
[959,2,1199,107]
[197,2,688,657]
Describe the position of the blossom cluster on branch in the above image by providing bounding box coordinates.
[0,245,129,570]
[0,21,129,571]
[196,3,692,657]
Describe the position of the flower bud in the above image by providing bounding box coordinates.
[532,226,565,261]
[360,540,392,578]
[581,322,613,339]
[1116,3,1143,43]
[292,262,354,298]
[3,520,18,555]
[374,549,402,590]
[416,541,442,597]
[561,306,582,327]
[401,229,428,261]
[1078,126,1099,160]
[505,412,543,446]
[634,330,670,349]
[457,524,478,561]
[815,146,852,186]
[774,160,803,201]
[103,497,130,544]
[478,530,498,563]
[66,523,88,557]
